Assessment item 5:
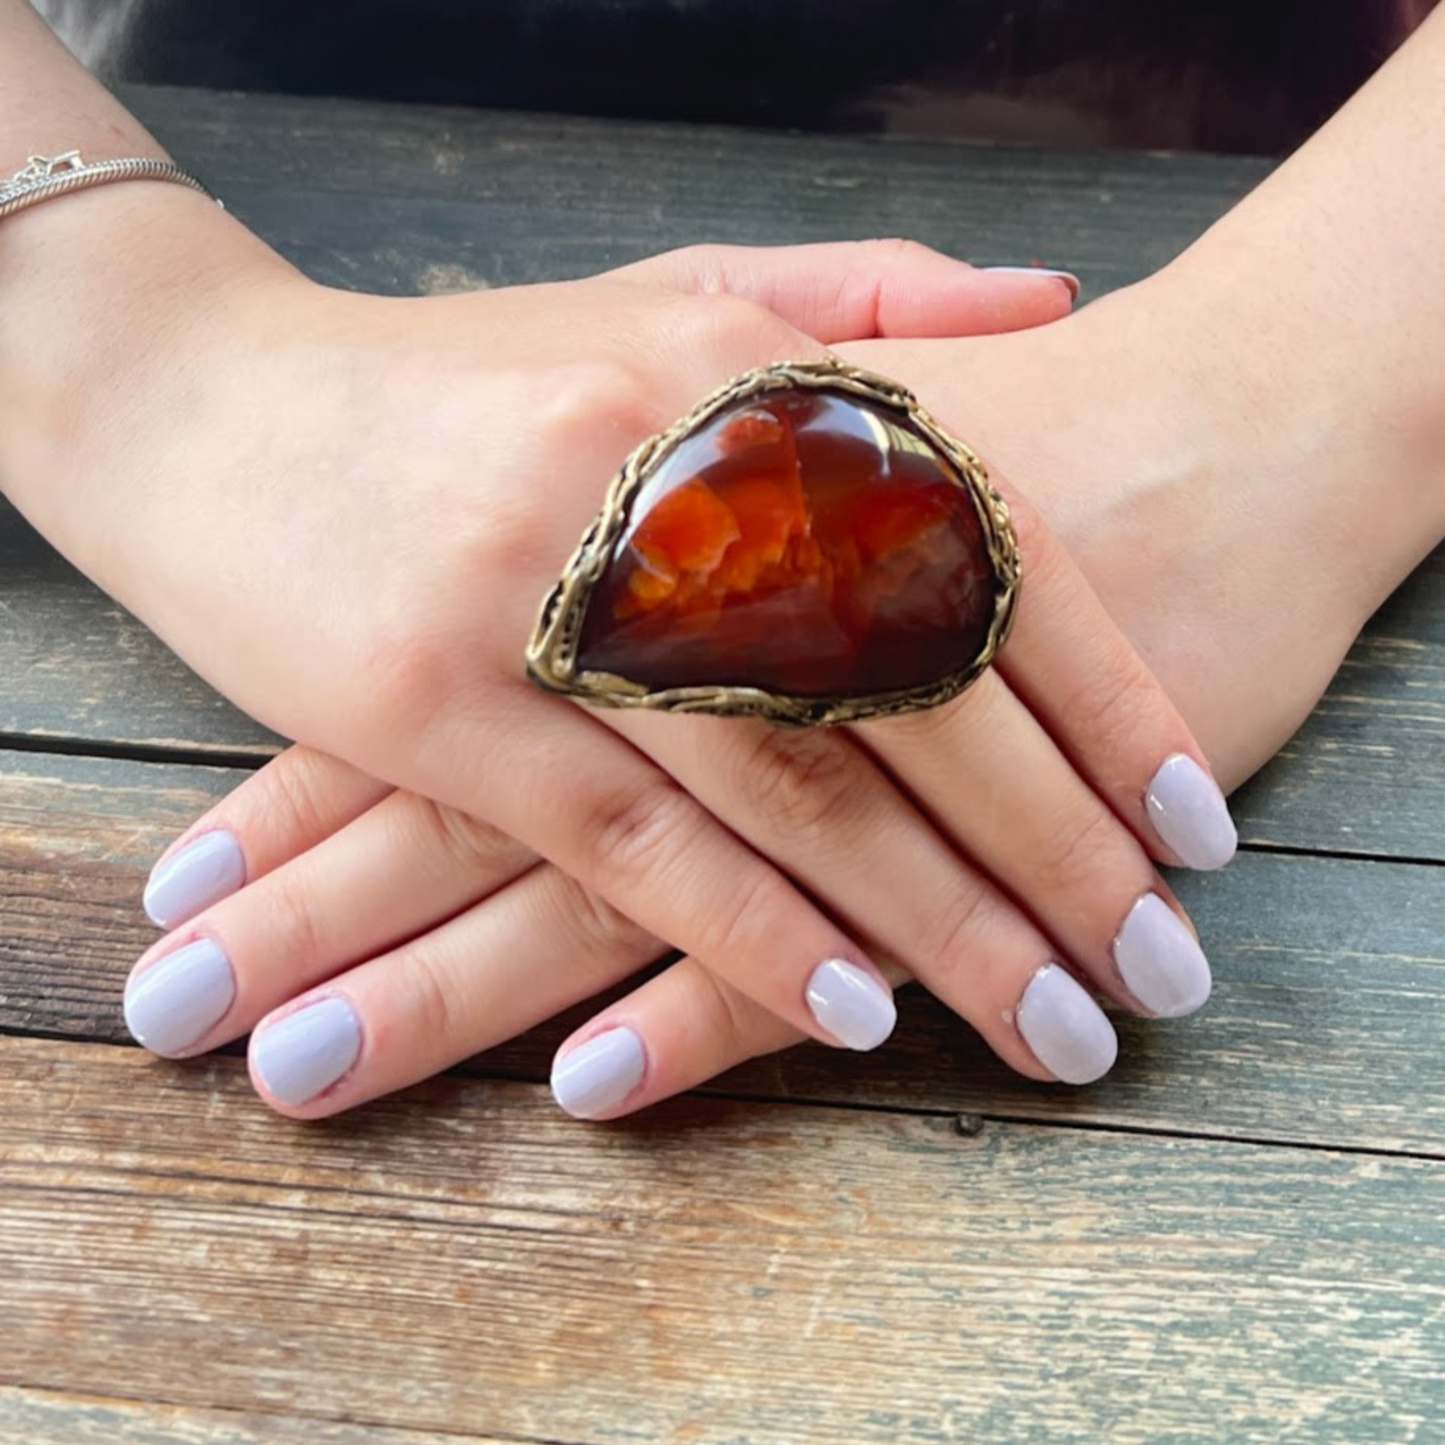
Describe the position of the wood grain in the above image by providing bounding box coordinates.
[4,1038,1442,1445]
[119,84,1274,297]
[0,1387,512,1445]
[0,501,281,761]
[2,85,1441,857]
[5,749,1443,1155]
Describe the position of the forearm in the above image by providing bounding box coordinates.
[0,0,160,158]
[1143,4,1445,608]
[0,0,295,571]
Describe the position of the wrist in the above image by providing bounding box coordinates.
[1092,257,1445,620]
[0,179,304,577]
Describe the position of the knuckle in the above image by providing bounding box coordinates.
[661,287,789,356]
[352,609,462,739]
[249,746,352,846]
[558,875,658,965]
[398,948,459,1053]
[495,358,663,551]
[260,871,329,983]
[738,728,861,839]
[1032,806,1125,900]
[866,236,932,263]
[668,242,730,295]
[925,882,1000,978]
[582,780,699,893]
[684,964,757,1064]
[1055,651,1151,763]
[406,795,519,879]
[704,866,792,965]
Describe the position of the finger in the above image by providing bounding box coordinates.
[998,487,1238,869]
[550,957,802,1121]
[857,668,1214,1022]
[245,863,664,1118]
[611,240,1076,342]
[606,707,1119,1084]
[141,745,394,930]
[123,788,538,1058]
[429,688,899,1053]
[550,945,1117,1121]
[831,335,1236,866]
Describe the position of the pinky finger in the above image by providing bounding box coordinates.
[142,745,393,930]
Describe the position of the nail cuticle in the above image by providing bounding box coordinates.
[805,957,896,1051]
[143,828,247,930]
[982,264,1082,299]
[551,1026,648,1119]
[1015,962,1118,1085]
[1145,754,1238,871]
[251,994,363,1107]
[123,935,236,1056]
[1113,893,1213,1019]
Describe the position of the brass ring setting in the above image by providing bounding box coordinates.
[526,358,1020,728]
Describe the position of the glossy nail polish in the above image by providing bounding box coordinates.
[251,996,362,1106]
[123,937,235,1055]
[1145,754,1238,871]
[551,1028,647,1119]
[982,265,1081,299]
[143,830,246,929]
[805,958,896,1051]
[1113,893,1212,1018]
[1016,964,1118,1085]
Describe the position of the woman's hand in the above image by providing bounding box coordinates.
[87,236,1233,1120]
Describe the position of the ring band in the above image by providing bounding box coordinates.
[526,358,1021,727]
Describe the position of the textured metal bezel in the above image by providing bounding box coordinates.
[525,357,1021,727]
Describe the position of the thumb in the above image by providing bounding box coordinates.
[609,240,1076,342]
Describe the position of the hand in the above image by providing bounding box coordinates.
[104,242,1229,1120]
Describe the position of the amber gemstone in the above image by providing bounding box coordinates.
[575,383,998,700]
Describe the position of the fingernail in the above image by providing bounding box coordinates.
[1016,963,1118,1084]
[143,830,246,929]
[1113,893,1212,1018]
[123,937,235,1055]
[251,996,362,1106]
[983,265,1081,300]
[551,1027,647,1119]
[1145,754,1237,870]
[805,958,896,1051]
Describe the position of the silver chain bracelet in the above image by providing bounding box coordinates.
[0,150,221,222]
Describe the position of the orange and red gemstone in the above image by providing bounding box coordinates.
[573,382,998,700]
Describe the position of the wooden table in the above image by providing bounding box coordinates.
[3,85,1443,1444]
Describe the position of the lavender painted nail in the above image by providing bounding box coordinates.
[1145,754,1238,870]
[805,958,896,1051]
[251,997,362,1107]
[1016,964,1118,1085]
[143,830,246,929]
[1114,893,1212,1019]
[123,937,235,1055]
[551,1028,647,1119]
[982,265,1081,299]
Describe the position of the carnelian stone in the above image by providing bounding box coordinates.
[576,383,996,698]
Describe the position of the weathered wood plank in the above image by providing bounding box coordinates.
[5,749,1444,1155]
[3,1039,1443,1445]
[120,84,1273,297]
[1,88,1441,856]
[0,501,280,760]
[0,1387,516,1445]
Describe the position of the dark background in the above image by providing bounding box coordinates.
[43,0,1439,154]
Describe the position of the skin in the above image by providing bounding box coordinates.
[125,0,1445,1119]
[2,6,1221,1098]
[7,1,1445,1118]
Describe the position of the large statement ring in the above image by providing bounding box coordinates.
[526,358,1021,727]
